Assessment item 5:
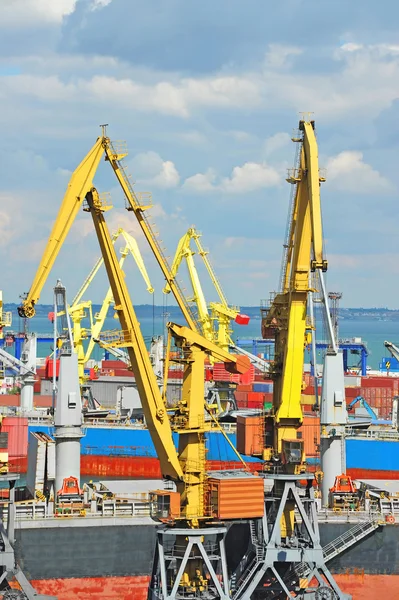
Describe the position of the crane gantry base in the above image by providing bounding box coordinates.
[231,474,351,600]
[149,527,230,600]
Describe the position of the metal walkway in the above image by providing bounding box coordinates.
[232,516,382,599]
[288,515,383,582]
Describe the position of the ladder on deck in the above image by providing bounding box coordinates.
[231,521,265,600]
[287,516,383,582]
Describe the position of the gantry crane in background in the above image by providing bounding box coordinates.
[164,227,249,352]
[67,227,154,383]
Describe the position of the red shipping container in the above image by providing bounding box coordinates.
[33,376,41,393]
[237,384,252,392]
[45,357,60,379]
[34,395,52,408]
[2,417,28,458]
[247,399,264,409]
[236,400,248,409]
[113,369,133,378]
[0,395,20,407]
[235,391,248,403]
[205,368,213,382]
[102,360,128,369]
[239,365,255,385]
[213,363,241,383]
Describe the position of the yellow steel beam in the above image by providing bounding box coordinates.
[264,119,327,454]
[102,140,199,332]
[85,188,183,481]
[18,137,106,318]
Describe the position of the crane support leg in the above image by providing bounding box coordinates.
[231,475,350,600]
[149,527,230,600]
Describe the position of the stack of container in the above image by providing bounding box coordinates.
[234,380,273,409]
[345,375,398,419]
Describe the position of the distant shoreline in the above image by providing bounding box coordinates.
[5,304,399,321]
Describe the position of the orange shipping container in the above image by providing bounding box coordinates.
[236,416,263,456]
[298,415,320,457]
[208,473,264,519]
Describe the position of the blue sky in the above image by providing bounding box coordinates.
[1,0,399,308]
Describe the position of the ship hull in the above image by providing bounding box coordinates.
[23,425,399,480]
[14,521,399,600]
[30,574,399,600]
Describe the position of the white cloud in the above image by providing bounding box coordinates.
[183,170,217,193]
[1,0,77,27]
[130,152,180,189]
[183,161,280,194]
[326,150,393,194]
[5,41,399,121]
[220,162,280,194]
[265,44,303,69]
[1,72,261,118]
[263,132,291,158]
[90,0,113,11]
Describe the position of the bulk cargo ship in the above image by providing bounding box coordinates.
[2,357,399,480]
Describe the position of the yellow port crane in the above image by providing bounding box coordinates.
[84,189,257,599]
[18,128,199,336]
[18,127,262,599]
[260,117,328,468]
[68,227,154,383]
[164,227,249,352]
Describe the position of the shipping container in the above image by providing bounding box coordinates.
[208,472,264,519]
[34,396,52,408]
[0,395,20,407]
[102,360,128,369]
[253,383,273,393]
[298,415,320,457]
[2,417,28,458]
[236,415,263,456]
[236,384,252,392]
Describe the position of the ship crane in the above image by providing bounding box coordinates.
[17,129,266,600]
[84,190,263,600]
[68,227,154,383]
[234,117,350,600]
[164,227,249,352]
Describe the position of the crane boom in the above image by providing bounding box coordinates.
[164,230,214,342]
[85,189,183,481]
[18,131,198,334]
[262,119,327,458]
[103,141,199,332]
[164,227,248,351]
[192,232,229,307]
[72,228,122,306]
[18,138,106,318]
